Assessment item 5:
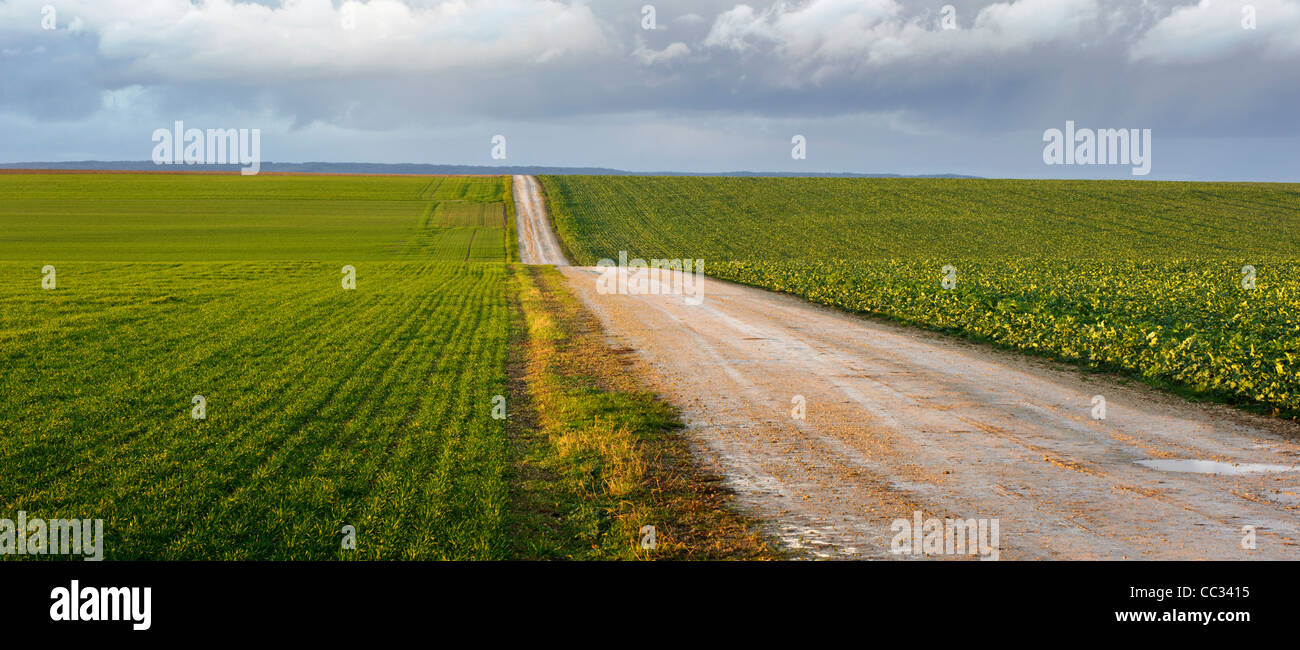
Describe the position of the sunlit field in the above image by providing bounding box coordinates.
[0,173,513,559]
[542,176,1300,416]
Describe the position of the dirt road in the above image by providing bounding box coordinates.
[513,175,1300,560]
[513,175,568,266]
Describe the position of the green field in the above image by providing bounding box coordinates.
[0,172,770,560]
[0,174,509,262]
[2,261,510,559]
[541,176,1300,416]
[1,173,514,559]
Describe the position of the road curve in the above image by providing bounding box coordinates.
[514,175,1300,560]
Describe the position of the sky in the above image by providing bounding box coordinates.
[1,0,1298,180]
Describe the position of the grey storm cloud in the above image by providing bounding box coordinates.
[1,0,1298,179]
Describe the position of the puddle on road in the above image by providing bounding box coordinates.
[1136,459,1299,475]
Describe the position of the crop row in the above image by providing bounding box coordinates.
[711,259,1299,415]
[540,175,1300,416]
[0,262,511,559]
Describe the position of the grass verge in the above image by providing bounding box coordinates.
[504,264,776,559]
[504,176,520,264]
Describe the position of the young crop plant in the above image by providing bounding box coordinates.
[0,172,769,560]
[0,173,517,559]
[539,175,1300,418]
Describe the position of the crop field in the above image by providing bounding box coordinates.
[0,173,516,559]
[0,172,769,560]
[2,261,511,559]
[540,176,1300,416]
[0,173,510,262]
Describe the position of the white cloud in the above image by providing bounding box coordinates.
[970,0,1099,49]
[633,39,691,65]
[698,0,1300,75]
[0,0,610,81]
[703,0,1100,69]
[1130,0,1300,64]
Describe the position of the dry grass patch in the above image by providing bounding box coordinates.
[505,264,776,559]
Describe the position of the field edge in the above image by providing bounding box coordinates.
[504,263,778,560]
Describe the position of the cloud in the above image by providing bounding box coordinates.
[697,0,1300,75]
[1130,0,1300,64]
[633,39,691,65]
[0,0,611,82]
[0,0,1296,177]
[702,0,1100,71]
